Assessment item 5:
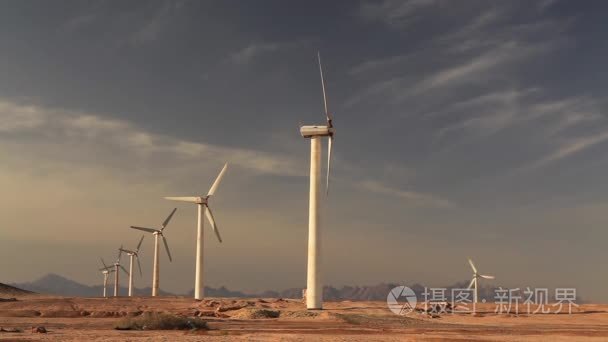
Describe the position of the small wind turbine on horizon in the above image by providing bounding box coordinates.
[98,258,115,298]
[164,163,228,300]
[119,235,145,297]
[130,208,177,296]
[112,247,129,297]
[299,52,335,310]
[467,258,495,303]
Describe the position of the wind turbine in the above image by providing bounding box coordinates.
[299,52,335,310]
[98,258,115,298]
[164,163,228,300]
[119,235,145,297]
[112,247,129,296]
[467,258,495,303]
[130,208,176,296]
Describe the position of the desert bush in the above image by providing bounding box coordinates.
[231,308,281,319]
[114,312,208,330]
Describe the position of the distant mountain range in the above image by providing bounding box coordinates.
[9,273,501,301]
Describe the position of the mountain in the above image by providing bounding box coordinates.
[0,282,34,297]
[11,273,502,301]
[12,273,175,297]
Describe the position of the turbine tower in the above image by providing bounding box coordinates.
[164,163,228,300]
[467,258,495,303]
[112,247,129,296]
[130,208,177,296]
[119,235,145,297]
[98,258,115,298]
[299,53,335,310]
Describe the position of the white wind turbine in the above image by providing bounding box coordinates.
[112,247,129,296]
[467,258,495,303]
[119,235,145,297]
[164,163,228,300]
[130,208,177,296]
[98,258,115,298]
[299,52,335,310]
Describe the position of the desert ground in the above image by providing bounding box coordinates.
[1,292,608,341]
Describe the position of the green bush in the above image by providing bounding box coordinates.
[114,313,208,331]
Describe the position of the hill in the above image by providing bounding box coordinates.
[10,274,501,301]
[0,282,34,297]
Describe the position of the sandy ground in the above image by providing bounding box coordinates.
[1,295,608,341]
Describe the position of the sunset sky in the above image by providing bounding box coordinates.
[1,0,608,301]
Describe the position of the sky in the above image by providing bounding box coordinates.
[1,0,608,301]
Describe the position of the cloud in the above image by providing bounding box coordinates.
[349,52,418,76]
[526,130,608,170]
[0,101,47,132]
[128,1,186,45]
[412,41,549,95]
[358,0,440,28]
[0,99,303,177]
[358,180,453,208]
[230,42,283,65]
[437,93,601,140]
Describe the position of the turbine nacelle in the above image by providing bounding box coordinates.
[119,248,137,256]
[300,125,335,138]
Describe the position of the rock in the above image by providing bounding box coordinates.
[196,310,216,317]
[31,326,47,333]
[216,303,248,312]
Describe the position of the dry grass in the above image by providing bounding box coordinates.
[230,308,281,319]
[114,312,208,331]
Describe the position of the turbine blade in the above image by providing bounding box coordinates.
[117,246,123,262]
[120,265,129,276]
[318,52,332,124]
[164,196,199,203]
[326,135,332,196]
[468,258,478,273]
[130,226,157,233]
[162,236,173,262]
[467,278,475,289]
[480,275,495,279]
[205,205,223,243]
[208,163,228,197]
[162,208,177,229]
[136,235,145,252]
[100,257,109,270]
[137,256,143,278]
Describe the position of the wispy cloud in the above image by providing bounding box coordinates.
[0,99,303,177]
[230,42,284,65]
[437,93,601,140]
[358,180,454,208]
[526,129,608,170]
[358,0,440,28]
[0,100,47,132]
[411,41,551,96]
[349,52,419,76]
[128,1,187,45]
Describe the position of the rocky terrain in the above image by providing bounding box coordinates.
[0,290,607,341]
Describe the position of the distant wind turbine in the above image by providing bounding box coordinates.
[164,163,228,300]
[98,258,115,298]
[130,208,177,296]
[298,53,335,310]
[112,246,129,296]
[467,258,495,303]
[119,235,145,297]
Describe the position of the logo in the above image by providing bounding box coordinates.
[387,286,417,315]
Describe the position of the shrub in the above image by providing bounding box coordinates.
[114,313,208,331]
